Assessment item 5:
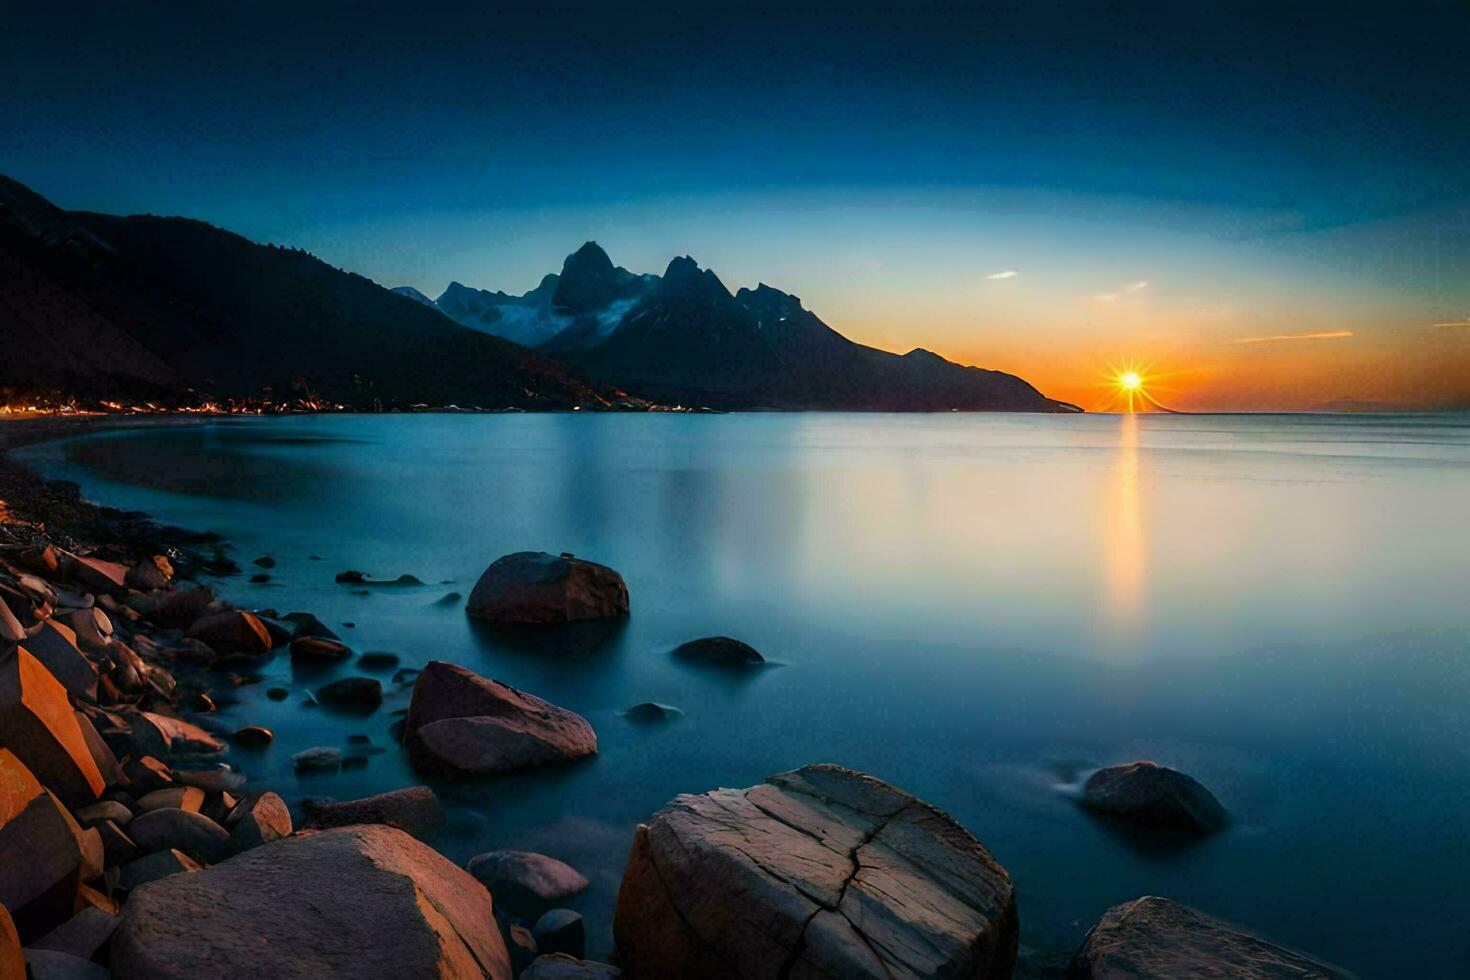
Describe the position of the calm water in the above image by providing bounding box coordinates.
[17,413,1470,975]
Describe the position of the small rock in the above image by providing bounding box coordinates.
[96,820,138,867]
[226,792,292,854]
[289,637,351,663]
[23,948,111,979]
[622,702,682,723]
[249,573,271,584]
[301,786,445,832]
[252,556,276,569]
[335,570,367,584]
[466,851,588,912]
[30,906,120,960]
[292,747,342,774]
[74,800,133,829]
[266,688,289,701]
[671,635,764,665]
[231,726,274,747]
[282,612,339,640]
[1080,761,1227,833]
[127,808,230,862]
[185,610,272,655]
[129,711,225,757]
[507,923,539,975]
[135,786,205,814]
[316,676,383,708]
[533,909,585,959]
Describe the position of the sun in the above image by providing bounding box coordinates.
[1119,371,1142,392]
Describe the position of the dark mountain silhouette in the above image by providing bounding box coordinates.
[568,253,1072,410]
[423,243,1077,411]
[0,176,616,408]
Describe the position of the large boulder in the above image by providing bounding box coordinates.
[0,750,89,941]
[302,786,444,832]
[110,825,511,979]
[1069,896,1356,978]
[465,552,628,624]
[1079,762,1227,833]
[521,954,623,979]
[614,763,1018,980]
[0,648,105,806]
[185,611,272,655]
[466,851,588,912]
[404,662,596,776]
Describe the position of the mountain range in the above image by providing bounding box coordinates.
[404,242,1076,411]
[1,174,1075,412]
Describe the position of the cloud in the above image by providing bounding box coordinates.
[985,270,1019,280]
[1431,319,1469,327]
[1125,280,1149,292]
[1233,330,1354,344]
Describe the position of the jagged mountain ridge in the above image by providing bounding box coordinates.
[409,242,1077,411]
[0,175,618,408]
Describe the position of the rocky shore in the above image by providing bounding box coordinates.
[1,419,1357,978]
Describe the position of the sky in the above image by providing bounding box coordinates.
[4,2,1469,410]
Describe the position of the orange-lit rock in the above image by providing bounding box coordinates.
[0,649,105,806]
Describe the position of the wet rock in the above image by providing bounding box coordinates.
[672,635,764,666]
[255,616,293,648]
[465,551,629,624]
[225,792,291,854]
[404,662,597,776]
[230,725,273,747]
[266,687,289,701]
[335,570,367,584]
[292,747,342,774]
[1069,895,1355,979]
[614,763,1019,980]
[434,591,463,606]
[288,636,351,663]
[301,786,444,831]
[129,711,225,757]
[357,651,400,671]
[466,851,588,911]
[316,676,383,708]
[622,702,682,723]
[127,807,229,862]
[0,649,105,806]
[282,611,339,640]
[109,825,511,979]
[0,750,90,940]
[252,556,276,569]
[185,610,272,655]
[521,954,624,979]
[117,848,200,892]
[533,909,585,959]
[249,573,271,583]
[30,906,120,961]
[1080,761,1227,833]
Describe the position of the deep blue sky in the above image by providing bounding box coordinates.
[4,2,1469,407]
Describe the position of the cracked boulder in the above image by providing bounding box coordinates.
[613,764,1017,979]
[110,824,511,979]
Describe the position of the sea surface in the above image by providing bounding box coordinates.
[16,412,1470,975]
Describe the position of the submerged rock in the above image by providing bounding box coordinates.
[1080,761,1227,833]
[466,851,589,911]
[302,786,445,832]
[622,702,682,723]
[109,825,511,979]
[614,763,1018,980]
[465,552,628,624]
[292,747,342,774]
[288,636,352,663]
[316,676,383,708]
[671,636,764,666]
[1069,895,1356,979]
[404,662,597,776]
